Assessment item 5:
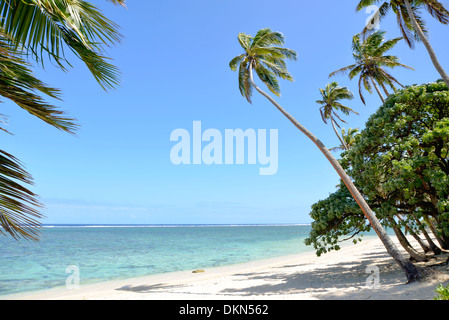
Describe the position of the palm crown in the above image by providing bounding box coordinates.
[316,82,358,126]
[316,82,358,150]
[329,128,360,152]
[229,28,422,282]
[330,31,413,104]
[358,0,449,48]
[229,28,297,103]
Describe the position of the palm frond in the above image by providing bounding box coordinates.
[229,54,245,71]
[0,33,78,133]
[260,58,294,81]
[0,150,43,242]
[251,29,285,48]
[0,0,123,90]
[237,32,252,51]
[422,0,449,24]
[374,36,403,56]
[106,0,126,7]
[231,28,296,104]
[332,28,412,104]
[329,64,357,78]
[255,62,281,96]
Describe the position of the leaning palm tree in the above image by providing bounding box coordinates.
[230,28,422,282]
[0,0,125,241]
[330,31,413,104]
[316,82,358,151]
[357,0,449,90]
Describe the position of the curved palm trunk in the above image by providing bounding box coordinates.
[331,118,349,151]
[248,64,422,282]
[370,76,385,103]
[404,0,449,89]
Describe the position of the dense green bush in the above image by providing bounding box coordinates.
[434,283,449,300]
[306,80,449,255]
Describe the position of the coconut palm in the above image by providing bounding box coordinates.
[357,0,449,89]
[0,0,125,241]
[0,0,126,90]
[330,31,413,104]
[229,28,422,282]
[330,128,360,152]
[316,82,358,151]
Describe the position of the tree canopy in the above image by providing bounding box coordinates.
[306,80,449,256]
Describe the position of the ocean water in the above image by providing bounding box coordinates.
[0,224,314,296]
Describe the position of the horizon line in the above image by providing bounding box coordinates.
[41,223,311,228]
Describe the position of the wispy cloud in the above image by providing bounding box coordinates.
[43,198,152,212]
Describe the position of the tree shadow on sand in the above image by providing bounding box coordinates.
[220,251,449,300]
[113,248,449,300]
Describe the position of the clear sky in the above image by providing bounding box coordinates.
[2,0,449,224]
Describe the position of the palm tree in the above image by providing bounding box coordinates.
[0,149,43,241]
[230,28,422,282]
[0,0,126,90]
[0,0,125,241]
[357,0,449,89]
[316,82,358,151]
[330,31,413,104]
[330,128,360,152]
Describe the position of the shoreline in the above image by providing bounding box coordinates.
[3,236,449,300]
[1,244,323,300]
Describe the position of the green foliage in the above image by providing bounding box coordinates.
[306,80,449,255]
[357,0,449,48]
[0,150,43,241]
[304,181,370,256]
[0,0,124,241]
[434,283,449,300]
[316,82,358,126]
[316,82,358,151]
[330,128,360,152]
[0,0,124,90]
[229,28,297,103]
[347,80,449,228]
[330,30,413,104]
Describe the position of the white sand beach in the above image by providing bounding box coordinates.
[3,237,449,300]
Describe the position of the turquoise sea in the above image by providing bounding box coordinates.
[0,224,314,296]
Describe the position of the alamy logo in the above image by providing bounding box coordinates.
[170,121,278,175]
[365,5,381,30]
[365,265,380,289]
[65,265,80,290]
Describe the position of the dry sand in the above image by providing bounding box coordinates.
[3,237,449,300]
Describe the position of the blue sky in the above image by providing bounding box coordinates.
[2,0,449,224]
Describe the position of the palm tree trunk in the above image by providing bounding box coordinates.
[248,63,422,282]
[370,76,385,103]
[404,0,449,89]
[331,118,349,151]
